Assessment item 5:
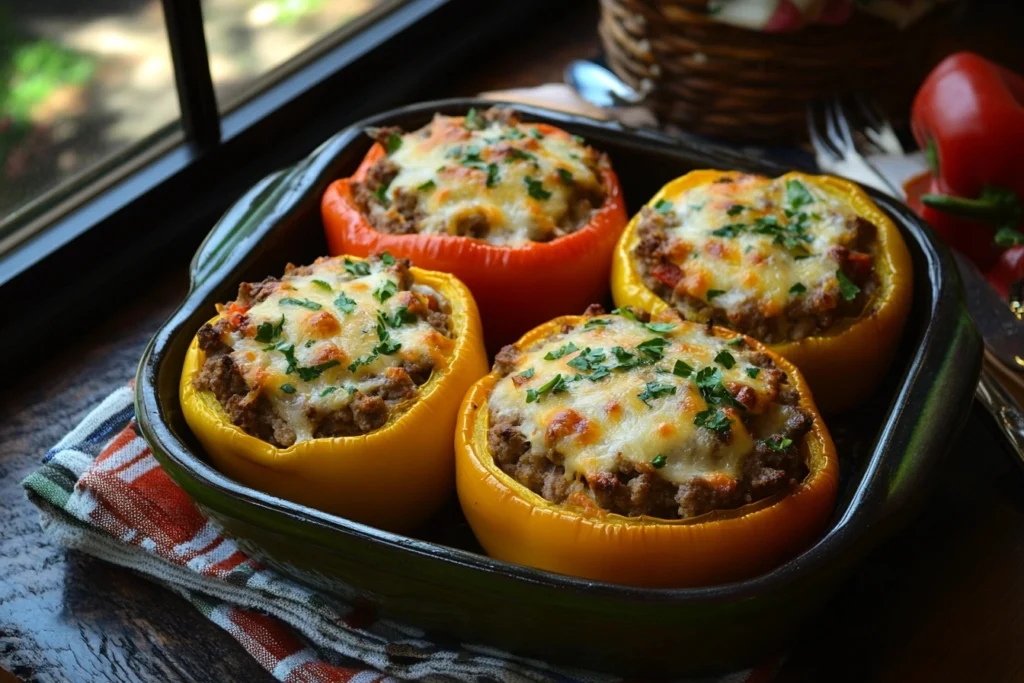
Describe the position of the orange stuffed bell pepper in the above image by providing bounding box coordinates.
[456,306,838,587]
[180,253,487,532]
[321,106,628,349]
[611,170,913,414]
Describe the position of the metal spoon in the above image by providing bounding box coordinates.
[563,59,644,108]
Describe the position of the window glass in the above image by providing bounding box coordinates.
[202,0,396,107]
[0,2,179,224]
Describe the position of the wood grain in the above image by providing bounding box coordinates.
[3,2,1024,681]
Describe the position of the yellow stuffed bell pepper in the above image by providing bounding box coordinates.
[611,170,914,414]
[180,254,487,532]
[456,309,839,588]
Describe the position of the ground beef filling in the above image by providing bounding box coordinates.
[350,107,608,241]
[193,257,452,448]
[633,207,879,344]
[486,312,811,520]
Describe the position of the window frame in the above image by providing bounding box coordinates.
[0,0,557,365]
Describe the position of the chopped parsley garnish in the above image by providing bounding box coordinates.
[638,381,677,407]
[524,177,551,200]
[321,387,338,397]
[706,289,726,301]
[254,315,285,343]
[789,282,807,295]
[334,292,356,314]
[375,337,402,356]
[545,342,579,360]
[305,339,315,348]
[636,337,670,361]
[694,409,732,433]
[557,168,574,186]
[384,132,402,154]
[380,252,396,266]
[269,343,299,374]
[380,306,416,328]
[727,337,745,347]
[312,279,332,292]
[746,367,761,379]
[519,368,535,379]
[654,199,673,214]
[526,374,567,403]
[651,454,667,469]
[566,347,606,372]
[280,383,296,394]
[530,128,544,140]
[765,436,794,452]
[344,258,370,277]
[612,346,635,365]
[673,360,694,378]
[694,366,742,411]
[584,318,611,328]
[836,270,861,301]
[463,145,484,164]
[642,321,676,334]
[280,298,322,310]
[464,107,486,131]
[297,360,340,382]
[711,223,746,238]
[348,353,377,372]
[572,135,586,145]
[726,204,747,216]
[502,128,526,140]
[752,214,813,252]
[374,280,398,303]
[418,179,436,192]
[507,148,538,163]
[486,163,500,188]
[714,350,735,369]
[372,320,402,356]
[373,182,390,206]
[785,179,814,210]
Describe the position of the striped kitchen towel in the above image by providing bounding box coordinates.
[22,384,779,683]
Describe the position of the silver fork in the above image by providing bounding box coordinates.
[808,95,1024,464]
[807,97,904,197]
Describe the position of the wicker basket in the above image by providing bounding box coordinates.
[600,0,953,142]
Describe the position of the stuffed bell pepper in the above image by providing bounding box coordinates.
[610,170,914,413]
[455,306,838,587]
[180,253,488,531]
[321,107,628,348]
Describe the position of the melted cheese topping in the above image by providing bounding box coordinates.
[222,258,453,442]
[377,112,604,246]
[645,174,865,319]
[488,314,788,486]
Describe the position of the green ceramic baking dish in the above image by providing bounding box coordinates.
[136,98,982,677]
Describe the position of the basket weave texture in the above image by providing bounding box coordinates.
[600,0,952,142]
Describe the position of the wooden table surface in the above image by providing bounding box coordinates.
[3,3,1024,682]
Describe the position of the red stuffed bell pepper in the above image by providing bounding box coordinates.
[912,52,1024,269]
[321,107,628,349]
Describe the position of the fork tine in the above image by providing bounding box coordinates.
[854,94,905,155]
[826,96,857,153]
[806,101,842,161]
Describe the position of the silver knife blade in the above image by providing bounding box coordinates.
[953,250,1024,373]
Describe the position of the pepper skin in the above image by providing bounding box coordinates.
[912,52,1024,265]
[610,170,914,414]
[320,124,628,349]
[180,262,488,532]
[455,315,839,588]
